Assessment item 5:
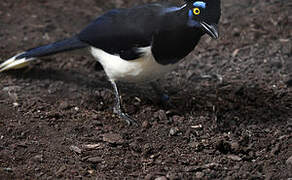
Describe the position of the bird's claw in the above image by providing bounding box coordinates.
[113,107,138,126]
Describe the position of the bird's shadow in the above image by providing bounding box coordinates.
[2,68,290,130]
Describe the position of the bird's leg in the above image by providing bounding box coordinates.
[110,80,137,125]
[150,82,169,103]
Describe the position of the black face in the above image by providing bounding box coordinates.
[185,0,221,39]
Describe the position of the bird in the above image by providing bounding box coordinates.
[0,0,221,125]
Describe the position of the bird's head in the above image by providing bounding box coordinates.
[184,0,221,39]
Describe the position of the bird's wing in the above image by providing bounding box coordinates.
[78,4,167,60]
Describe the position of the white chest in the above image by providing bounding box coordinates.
[90,47,177,82]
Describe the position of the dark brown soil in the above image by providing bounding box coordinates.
[0,0,291,179]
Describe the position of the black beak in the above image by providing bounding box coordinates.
[200,22,219,39]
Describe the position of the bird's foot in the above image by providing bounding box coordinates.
[150,82,171,104]
[113,107,137,126]
[160,93,170,103]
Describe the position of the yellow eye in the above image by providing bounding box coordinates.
[193,8,200,15]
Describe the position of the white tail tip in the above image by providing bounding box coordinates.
[0,52,35,72]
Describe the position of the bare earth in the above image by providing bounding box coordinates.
[0,0,291,179]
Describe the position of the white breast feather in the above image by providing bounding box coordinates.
[90,47,177,82]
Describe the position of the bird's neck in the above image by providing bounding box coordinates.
[151,8,204,65]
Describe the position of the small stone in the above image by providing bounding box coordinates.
[13,102,19,107]
[231,141,240,152]
[172,115,184,122]
[155,176,167,180]
[271,143,280,155]
[59,101,70,110]
[56,165,66,174]
[286,156,292,165]
[69,145,82,154]
[185,166,202,172]
[32,155,43,162]
[2,86,21,92]
[142,120,150,129]
[83,144,103,150]
[227,155,242,161]
[215,140,231,154]
[205,163,220,169]
[169,127,179,136]
[103,133,124,144]
[145,173,154,180]
[154,110,167,121]
[189,142,199,148]
[87,157,102,163]
[166,172,180,180]
[191,124,203,130]
[196,172,205,178]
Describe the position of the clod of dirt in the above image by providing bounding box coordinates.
[169,127,180,136]
[59,101,71,110]
[195,172,205,179]
[69,145,82,154]
[154,110,168,121]
[172,115,185,123]
[145,173,154,180]
[155,176,167,180]
[286,156,292,166]
[270,143,281,155]
[227,155,242,161]
[87,157,103,163]
[142,120,150,129]
[83,144,103,150]
[31,155,44,163]
[56,165,67,175]
[230,141,240,153]
[215,139,232,154]
[102,133,124,144]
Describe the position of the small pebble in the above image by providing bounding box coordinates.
[145,173,154,180]
[103,133,124,144]
[196,172,205,178]
[69,145,82,154]
[59,101,70,110]
[87,157,102,163]
[56,165,66,174]
[191,124,203,130]
[231,141,240,152]
[154,110,167,121]
[31,155,43,162]
[155,176,167,180]
[13,102,19,107]
[142,120,150,129]
[227,154,242,161]
[83,144,102,150]
[169,127,179,136]
[286,156,292,165]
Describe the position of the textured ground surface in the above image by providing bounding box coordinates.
[0,0,291,179]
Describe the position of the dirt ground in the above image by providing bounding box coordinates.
[0,0,291,179]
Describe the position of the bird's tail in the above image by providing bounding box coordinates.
[0,36,88,72]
